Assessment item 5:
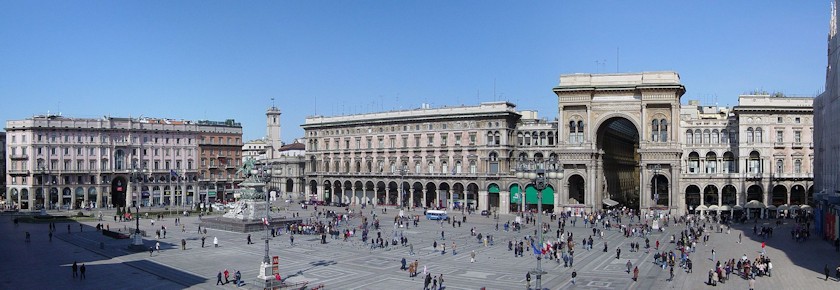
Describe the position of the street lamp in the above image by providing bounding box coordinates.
[399,165,408,209]
[249,163,274,286]
[130,167,149,249]
[516,158,563,290]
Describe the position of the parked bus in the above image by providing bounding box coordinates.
[426,210,449,220]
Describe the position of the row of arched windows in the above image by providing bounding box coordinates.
[568,120,584,144]
[685,129,735,144]
[517,131,556,147]
[651,119,668,142]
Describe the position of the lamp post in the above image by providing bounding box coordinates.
[651,164,661,207]
[399,165,408,209]
[516,158,563,290]
[130,167,149,249]
[249,163,274,286]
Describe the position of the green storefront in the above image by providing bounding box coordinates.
[510,184,554,211]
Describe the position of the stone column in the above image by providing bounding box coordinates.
[70,188,76,210]
[97,189,102,210]
[478,190,488,211]
[501,190,511,214]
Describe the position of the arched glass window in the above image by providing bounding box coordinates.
[794,159,802,173]
[428,161,435,174]
[747,128,754,143]
[660,119,668,142]
[577,121,584,143]
[706,152,717,174]
[703,130,711,144]
[415,161,421,173]
[441,161,448,175]
[721,130,728,143]
[755,128,763,143]
[469,160,477,174]
[694,129,701,144]
[686,130,693,144]
[489,152,499,174]
[455,161,463,174]
[749,151,761,174]
[651,119,659,142]
[568,121,576,144]
[712,130,719,144]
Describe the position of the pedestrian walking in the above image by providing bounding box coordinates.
[156,241,160,253]
[214,236,219,248]
[25,232,31,243]
[72,261,78,278]
[216,271,223,285]
[470,250,476,263]
[424,273,431,290]
[825,264,831,281]
[247,234,252,245]
[761,242,766,255]
[201,236,206,248]
[401,257,407,270]
[571,269,577,285]
[616,247,621,259]
[626,260,632,273]
[224,269,230,284]
[181,239,186,250]
[633,266,639,281]
[711,249,715,261]
[149,247,154,256]
[290,234,295,246]
[80,264,86,279]
[525,272,531,289]
[749,276,755,290]
[410,243,414,255]
[738,233,742,244]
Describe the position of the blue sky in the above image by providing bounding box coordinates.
[0,1,829,142]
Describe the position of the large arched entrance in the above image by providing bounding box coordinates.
[685,185,701,213]
[597,117,640,209]
[650,175,669,206]
[568,175,585,204]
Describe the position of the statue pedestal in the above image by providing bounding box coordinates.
[222,200,272,221]
[256,261,274,288]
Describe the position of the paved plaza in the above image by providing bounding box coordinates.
[2,205,840,290]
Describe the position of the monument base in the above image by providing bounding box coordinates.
[257,262,275,288]
[127,233,147,251]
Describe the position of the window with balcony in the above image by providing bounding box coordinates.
[776,159,783,174]
[748,151,761,174]
[794,131,801,143]
[705,152,717,173]
[428,161,435,174]
[794,159,802,173]
[776,130,784,143]
[469,160,477,174]
[687,152,700,174]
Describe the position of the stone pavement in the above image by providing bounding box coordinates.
[3,206,840,289]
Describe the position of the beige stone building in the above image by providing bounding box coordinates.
[301,71,814,216]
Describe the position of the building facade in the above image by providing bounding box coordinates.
[0,132,6,207]
[4,115,240,211]
[813,0,840,241]
[682,95,814,219]
[303,102,520,212]
[195,119,244,203]
[302,72,814,216]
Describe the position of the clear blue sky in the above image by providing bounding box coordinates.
[0,1,829,142]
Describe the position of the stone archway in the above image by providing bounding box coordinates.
[650,175,669,206]
[568,175,585,204]
[596,116,640,209]
[772,185,787,206]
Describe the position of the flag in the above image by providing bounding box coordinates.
[531,241,540,256]
[170,169,179,178]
